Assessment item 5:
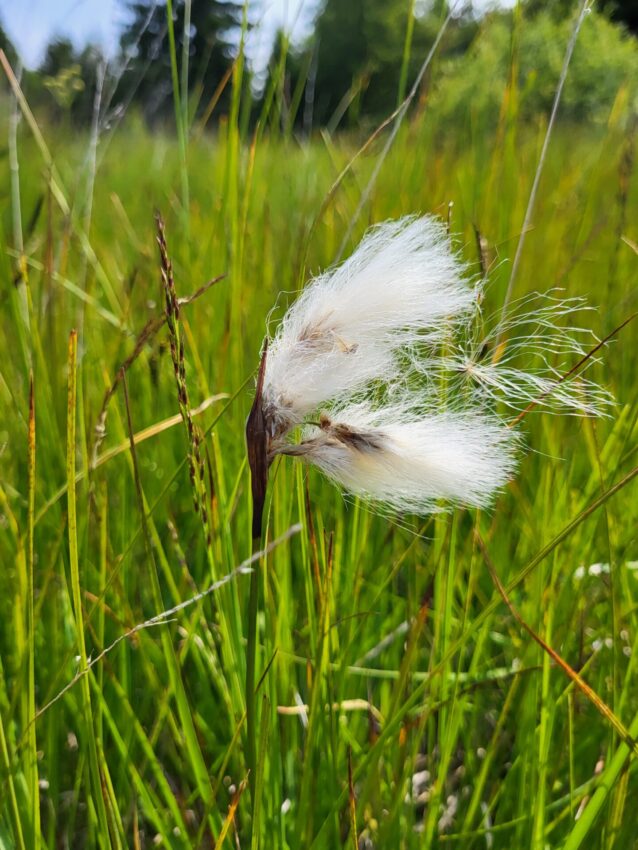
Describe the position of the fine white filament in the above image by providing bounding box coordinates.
[259,215,610,515]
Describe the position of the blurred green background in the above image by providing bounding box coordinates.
[1,1,638,848]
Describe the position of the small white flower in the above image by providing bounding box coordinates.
[588,562,610,577]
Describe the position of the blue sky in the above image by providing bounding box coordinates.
[0,0,512,71]
[0,0,314,70]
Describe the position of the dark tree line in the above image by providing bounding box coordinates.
[120,0,244,121]
[1,0,637,129]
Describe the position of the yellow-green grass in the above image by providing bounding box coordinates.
[1,33,638,850]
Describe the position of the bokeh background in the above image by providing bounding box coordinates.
[1,2,638,849]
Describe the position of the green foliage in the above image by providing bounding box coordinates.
[430,8,638,128]
[283,0,479,129]
[42,65,85,110]
[600,0,638,34]
[311,0,409,126]
[18,38,106,126]
[0,22,17,68]
[0,5,638,849]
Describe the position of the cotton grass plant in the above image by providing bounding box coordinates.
[244,214,614,824]
[247,214,610,525]
[3,0,638,845]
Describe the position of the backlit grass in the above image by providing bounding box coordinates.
[1,16,638,850]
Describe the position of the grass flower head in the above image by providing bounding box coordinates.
[247,214,611,525]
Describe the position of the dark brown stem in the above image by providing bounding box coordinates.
[244,342,270,810]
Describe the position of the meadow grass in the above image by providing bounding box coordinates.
[1,12,638,849]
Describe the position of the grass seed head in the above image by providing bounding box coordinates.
[249,215,611,517]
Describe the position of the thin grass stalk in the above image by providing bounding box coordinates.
[7,61,33,376]
[494,0,592,349]
[299,534,336,842]
[93,675,191,847]
[245,345,269,812]
[7,61,31,347]
[590,421,619,730]
[8,61,23,258]
[250,694,270,850]
[336,0,460,260]
[165,0,190,227]
[75,56,105,338]
[180,0,192,136]
[397,0,416,107]
[66,330,113,846]
[245,546,260,807]
[0,705,26,850]
[95,480,107,747]
[120,371,218,826]
[226,1,249,388]
[156,213,211,544]
[26,375,39,849]
[286,44,315,136]
[347,748,358,850]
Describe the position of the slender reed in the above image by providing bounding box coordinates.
[494,0,592,348]
[336,0,462,260]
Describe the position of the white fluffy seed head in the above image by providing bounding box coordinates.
[262,216,476,435]
[254,215,611,516]
[279,401,518,514]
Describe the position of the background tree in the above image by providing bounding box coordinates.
[0,22,17,68]
[119,0,246,123]
[524,0,638,34]
[310,0,408,127]
[267,0,479,132]
[598,0,638,34]
[17,37,106,125]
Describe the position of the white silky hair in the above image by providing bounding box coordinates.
[260,215,611,515]
[262,216,476,434]
[293,401,519,514]
[416,290,614,417]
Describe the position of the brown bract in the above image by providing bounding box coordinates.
[272,414,387,460]
[245,342,269,539]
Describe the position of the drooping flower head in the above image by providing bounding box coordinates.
[246,215,610,530]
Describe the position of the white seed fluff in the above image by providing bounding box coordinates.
[287,402,518,514]
[258,215,610,515]
[262,216,475,435]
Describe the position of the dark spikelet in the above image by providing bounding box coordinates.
[155,211,212,550]
[271,418,387,463]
